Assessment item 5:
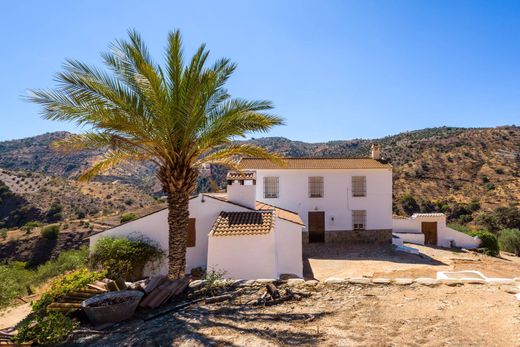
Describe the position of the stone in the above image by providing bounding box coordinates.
[372,278,391,284]
[324,277,347,285]
[287,278,305,286]
[414,278,438,286]
[188,279,206,290]
[347,277,371,285]
[304,280,319,287]
[487,278,515,285]
[503,286,520,295]
[394,278,414,285]
[237,280,257,287]
[255,279,276,284]
[439,279,464,286]
[516,293,520,301]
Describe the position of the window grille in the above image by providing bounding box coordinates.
[352,210,366,230]
[263,177,279,198]
[308,176,324,198]
[352,176,366,197]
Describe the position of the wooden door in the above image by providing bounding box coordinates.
[421,222,437,245]
[308,211,325,243]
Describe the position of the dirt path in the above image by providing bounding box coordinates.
[72,283,520,346]
[0,303,31,329]
[304,243,520,280]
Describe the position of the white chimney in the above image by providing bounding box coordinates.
[371,143,381,160]
[226,171,257,209]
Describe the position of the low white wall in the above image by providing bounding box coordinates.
[393,232,425,245]
[275,219,303,278]
[440,227,481,249]
[392,214,481,249]
[207,233,278,280]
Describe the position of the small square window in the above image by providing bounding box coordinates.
[352,210,366,230]
[352,176,366,197]
[308,176,324,198]
[263,177,279,198]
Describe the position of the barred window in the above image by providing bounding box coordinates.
[308,176,324,198]
[263,177,279,198]
[352,210,366,230]
[352,176,366,197]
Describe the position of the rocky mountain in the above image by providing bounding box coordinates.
[1,126,519,223]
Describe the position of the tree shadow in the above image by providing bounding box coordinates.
[77,302,331,346]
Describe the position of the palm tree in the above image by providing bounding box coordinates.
[29,29,284,279]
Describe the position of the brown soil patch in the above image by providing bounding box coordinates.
[71,283,520,346]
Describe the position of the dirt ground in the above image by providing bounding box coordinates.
[70,282,520,346]
[304,243,520,280]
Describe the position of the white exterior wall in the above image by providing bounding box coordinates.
[207,233,278,280]
[392,214,481,249]
[255,169,393,231]
[274,219,303,278]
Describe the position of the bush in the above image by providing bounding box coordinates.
[399,194,420,215]
[469,231,499,256]
[33,268,106,311]
[14,312,79,345]
[41,224,60,240]
[21,221,44,234]
[0,228,7,240]
[120,212,137,223]
[0,248,89,310]
[90,235,164,281]
[498,228,520,256]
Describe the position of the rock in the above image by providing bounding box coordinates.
[487,278,515,285]
[439,279,464,286]
[347,277,371,285]
[503,286,520,295]
[372,278,391,284]
[513,277,520,282]
[516,293,520,301]
[287,278,305,286]
[303,280,319,287]
[463,279,486,285]
[237,280,257,287]
[414,278,438,286]
[188,280,206,290]
[255,279,277,284]
[324,278,347,285]
[394,278,414,285]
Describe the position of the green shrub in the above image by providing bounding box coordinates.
[120,212,137,223]
[399,194,420,215]
[469,231,499,256]
[33,268,105,311]
[21,221,44,234]
[447,223,473,234]
[41,224,60,240]
[0,262,33,309]
[0,228,7,240]
[35,247,89,282]
[90,235,164,281]
[498,228,520,256]
[14,312,79,345]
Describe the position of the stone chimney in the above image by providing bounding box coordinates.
[226,171,257,209]
[371,143,381,160]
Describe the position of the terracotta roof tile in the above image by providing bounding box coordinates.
[238,157,391,170]
[204,193,304,226]
[210,211,275,236]
[226,171,256,180]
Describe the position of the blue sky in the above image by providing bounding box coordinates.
[1,0,519,142]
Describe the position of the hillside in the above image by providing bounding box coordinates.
[1,126,519,223]
[0,168,159,228]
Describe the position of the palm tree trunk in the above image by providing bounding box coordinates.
[158,164,198,279]
[166,189,190,279]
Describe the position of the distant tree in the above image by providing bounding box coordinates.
[28,29,284,278]
[399,194,420,216]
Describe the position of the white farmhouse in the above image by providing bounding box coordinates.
[237,145,393,245]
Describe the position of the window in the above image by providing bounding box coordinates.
[352,176,366,197]
[308,176,324,198]
[187,218,196,247]
[263,177,279,198]
[352,210,366,230]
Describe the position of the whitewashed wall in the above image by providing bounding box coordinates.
[255,169,393,231]
[207,232,278,280]
[274,219,303,278]
[392,214,481,249]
